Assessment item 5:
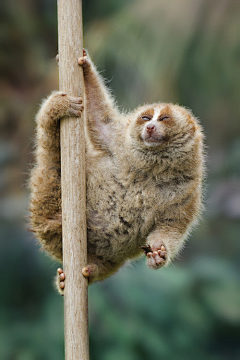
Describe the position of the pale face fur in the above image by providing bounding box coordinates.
[29,51,205,291]
[127,103,199,152]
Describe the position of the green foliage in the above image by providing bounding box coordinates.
[88,258,239,360]
[83,0,134,24]
[0,221,64,360]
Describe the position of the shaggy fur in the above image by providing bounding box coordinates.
[29,51,205,285]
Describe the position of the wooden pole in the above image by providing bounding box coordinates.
[57,1,89,359]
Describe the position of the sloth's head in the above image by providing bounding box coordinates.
[128,103,202,154]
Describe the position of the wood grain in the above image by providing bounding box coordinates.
[57,0,89,359]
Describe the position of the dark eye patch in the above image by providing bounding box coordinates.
[142,115,152,121]
[159,115,170,121]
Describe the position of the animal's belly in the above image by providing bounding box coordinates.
[86,194,157,263]
[85,167,161,262]
[87,209,141,259]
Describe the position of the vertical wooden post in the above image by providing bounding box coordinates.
[58,1,89,359]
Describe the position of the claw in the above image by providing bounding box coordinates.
[141,245,152,255]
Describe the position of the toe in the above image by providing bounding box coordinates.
[155,254,163,265]
[59,272,65,281]
[70,103,84,111]
[82,267,90,277]
[68,103,84,117]
[55,270,65,295]
[78,57,85,66]
[160,251,166,258]
[69,96,82,104]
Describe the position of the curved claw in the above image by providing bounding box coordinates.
[141,245,152,254]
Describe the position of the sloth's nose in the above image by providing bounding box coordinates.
[146,124,156,134]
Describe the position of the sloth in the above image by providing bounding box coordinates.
[29,50,205,293]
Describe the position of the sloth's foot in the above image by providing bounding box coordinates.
[141,243,167,269]
[82,264,98,282]
[55,263,98,295]
[56,268,65,296]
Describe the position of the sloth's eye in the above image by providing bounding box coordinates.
[142,116,151,121]
[159,116,170,121]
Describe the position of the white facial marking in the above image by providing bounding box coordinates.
[151,107,161,123]
[144,107,161,129]
[142,107,163,147]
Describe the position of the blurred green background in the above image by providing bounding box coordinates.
[0,0,240,359]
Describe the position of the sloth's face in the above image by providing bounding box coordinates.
[129,103,200,152]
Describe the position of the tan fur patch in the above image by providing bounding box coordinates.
[136,108,155,125]
[160,105,172,117]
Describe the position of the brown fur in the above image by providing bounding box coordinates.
[29,51,205,285]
